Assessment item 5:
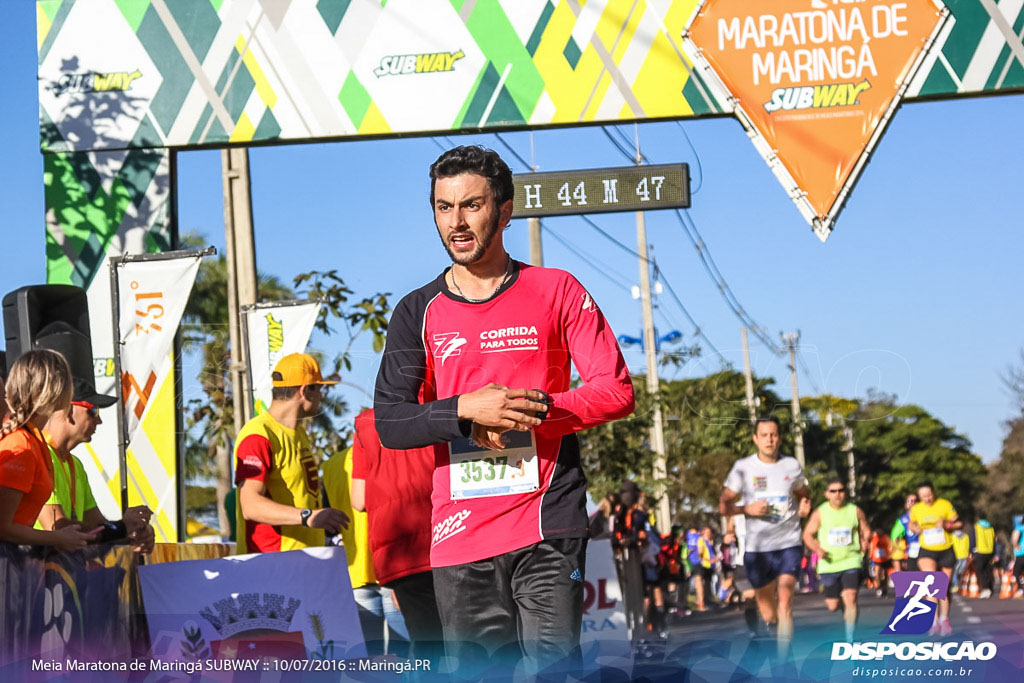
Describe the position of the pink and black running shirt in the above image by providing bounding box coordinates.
[374,261,634,567]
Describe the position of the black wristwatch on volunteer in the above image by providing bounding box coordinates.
[300,508,312,526]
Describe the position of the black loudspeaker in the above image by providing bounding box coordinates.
[2,285,94,381]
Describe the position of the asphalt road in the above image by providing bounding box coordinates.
[667,589,1024,647]
[607,589,1024,681]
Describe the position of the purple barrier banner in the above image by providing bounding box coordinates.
[0,542,145,677]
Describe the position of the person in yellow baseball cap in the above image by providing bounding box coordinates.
[271,352,339,388]
[235,352,346,553]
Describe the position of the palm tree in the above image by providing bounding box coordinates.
[179,233,391,536]
[181,240,294,534]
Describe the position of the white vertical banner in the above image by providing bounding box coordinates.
[112,251,205,541]
[242,300,321,415]
[581,539,629,644]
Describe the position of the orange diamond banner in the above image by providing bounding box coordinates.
[684,0,946,239]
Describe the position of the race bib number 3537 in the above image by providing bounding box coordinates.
[449,431,540,500]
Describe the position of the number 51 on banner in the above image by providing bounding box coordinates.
[109,246,215,520]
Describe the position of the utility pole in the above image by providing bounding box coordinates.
[843,421,856,498]
[781,331,805,467]
[631,126,671,532]
[527,133,543,266]
[528,218,543,266]
[637,211,669,531]
[827,410,857,498]
[742,326,757,425]
[221,146,258,533]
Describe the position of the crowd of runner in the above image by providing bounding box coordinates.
[599,415,1024,650]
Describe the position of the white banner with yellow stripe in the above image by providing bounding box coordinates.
[113,253,202,543]
[242,300,321,416]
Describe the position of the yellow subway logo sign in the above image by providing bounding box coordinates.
[52,70,142,96]
[374,50,465,77]
[266,313,284,354]
[764,80,871,112]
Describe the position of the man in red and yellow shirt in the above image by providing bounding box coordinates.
[235,353,348,553]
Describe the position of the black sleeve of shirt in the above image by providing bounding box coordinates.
[373,284,470,449]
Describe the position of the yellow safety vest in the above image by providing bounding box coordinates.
[974,523,995,554]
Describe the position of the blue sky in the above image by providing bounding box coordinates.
[2,2,1022,466]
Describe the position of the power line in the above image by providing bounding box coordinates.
[601,126,638,164]
[540,223,632,292]
[542,222,723,362]
[572,215,726,362]
[597,125,782,356]
[675,121,704,194]
[651,258,726,362]
[673,209,782,355]
[655,307,696,373]
[579,214,643,260]
[494,133,532,171]
[795,345,823,396]
[611,125,644,163]
[603,125,776,353]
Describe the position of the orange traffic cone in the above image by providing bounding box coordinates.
[1000,570,1014,599]
[959,572,970,597]
[968,570,980,598]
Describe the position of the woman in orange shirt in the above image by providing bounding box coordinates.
[0,350,96,549]
[869,529,894,597]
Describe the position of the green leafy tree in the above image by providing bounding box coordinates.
[1004,348,1024,413]
[977,350,1024,530]
[579,370,794,529]
[578,376,653,502]
[800,394,861,504]
[182,246,295,533]
[287,270,389,463]
[578,372,986,533]
[977,418,1024,530]
[663,370,783,524]
[182,254,293,478]
[848,395,987,529]
[180,235,390,534]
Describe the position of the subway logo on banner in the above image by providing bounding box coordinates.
[52,70,142,95]
[374,50,465,77]
[764,79,871,112]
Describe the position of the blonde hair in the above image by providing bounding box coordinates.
[1,349,73,438]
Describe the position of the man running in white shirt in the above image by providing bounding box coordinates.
[720,417,809,655]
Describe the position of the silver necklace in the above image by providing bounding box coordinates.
[450,257,512,303]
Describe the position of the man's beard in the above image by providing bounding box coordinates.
[438,213,501,265]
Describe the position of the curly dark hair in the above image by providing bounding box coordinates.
[429,145,514,206]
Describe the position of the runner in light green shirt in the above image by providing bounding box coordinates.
[802,477,871,642]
